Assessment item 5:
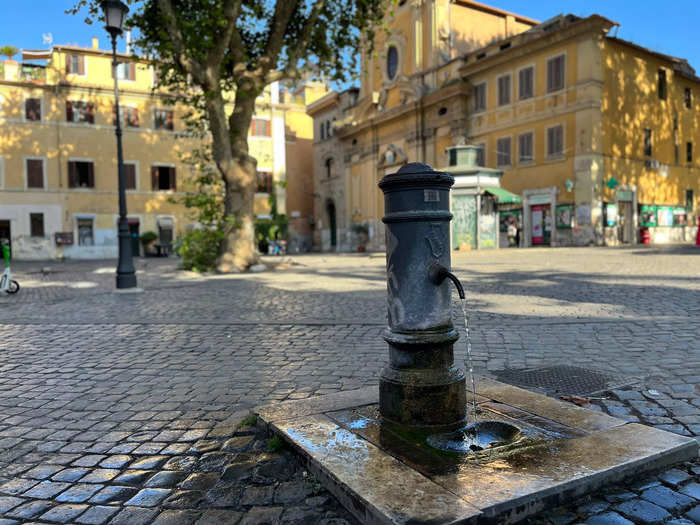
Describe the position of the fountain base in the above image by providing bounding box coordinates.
[257,378,697,525]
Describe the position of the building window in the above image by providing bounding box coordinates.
[518,132,533,163]
[643,129,652,157]
[325,158,333,179]
[66,54,85,75]
[519,67,534,100]
[66,101,95,124]
[497,75,511,106]
[319,122,325,141]
[675,144,680,165]
[686,189,695,213]
[25,98,41,121]
[114,106,140,128]
[685,88,692,109]
[496,137,511,167]
[68,161,95,188]
[256,171,273,193]
[250,118,271,137]
[77,218,94,246]
[30,213,44,238]
[547,125,564,158]
[687,142,693,163]
[113,61,135,81]
[387,45,398,80]
[151,166,176,191]
[124,163,137,190]
[326,121,332,138]
[658,69,667,100]
[26,158,44,189]
[473,82,486,112]
[475,144,485,167]
[546,54,565,93]
[154,109,174,131]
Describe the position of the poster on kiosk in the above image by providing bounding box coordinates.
[532,207,544,244]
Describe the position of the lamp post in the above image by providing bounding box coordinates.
[102,0,136,289]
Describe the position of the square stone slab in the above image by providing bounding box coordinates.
[256,381,698,525]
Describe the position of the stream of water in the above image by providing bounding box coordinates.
[460,298,479,426]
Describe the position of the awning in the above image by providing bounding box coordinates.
[483,186,522,204]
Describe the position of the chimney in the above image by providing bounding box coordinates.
[91,37,99,50]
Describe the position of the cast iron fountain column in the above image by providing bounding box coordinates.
[378,162,467,430]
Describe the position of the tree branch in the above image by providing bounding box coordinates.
[156,0,203,82]
[259,0,300,76]
[206,0,242,83]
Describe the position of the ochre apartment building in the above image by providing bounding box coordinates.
[308,0,699,251]
[0,39,322,259]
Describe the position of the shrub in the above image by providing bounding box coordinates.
[175,228,224,272]
[140,231,157,247]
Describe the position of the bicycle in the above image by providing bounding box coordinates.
[0,243,19,294]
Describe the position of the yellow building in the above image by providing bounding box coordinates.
[310,0,699,250]
[0,39,322,259]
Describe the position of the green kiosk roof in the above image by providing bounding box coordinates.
[483,186,522,204]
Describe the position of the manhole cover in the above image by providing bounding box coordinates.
[490,365,634,397]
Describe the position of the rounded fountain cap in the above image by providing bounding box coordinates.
[378,162,454,192]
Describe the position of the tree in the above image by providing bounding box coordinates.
[70,0,388,271]
[0,46,19,60]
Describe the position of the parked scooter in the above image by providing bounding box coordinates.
[0,242,19,294]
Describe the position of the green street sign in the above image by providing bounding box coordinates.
[605,177,619,190]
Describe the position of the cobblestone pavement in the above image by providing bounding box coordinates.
[0,246,698,524]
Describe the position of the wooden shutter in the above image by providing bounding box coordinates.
[131,108,140,127]
[151,166,159,190]
[129,62,136,81]
[166,110,174,131]
[87,162,95,188]
[124,164,136,190]
[66,101,74,122]
[68,161,78,188]
[27,159,43,188]
[169,167,176,190]
[66,55,72,74]
[86,102,95,124]
[77,55,85,76]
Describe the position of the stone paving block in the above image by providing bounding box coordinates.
[180,472,219,491]
[23,464,65,480]
[88,485,139,504]
[132,442,168,455]
[659,469,692,488]
[129,455,169,470]
[222,435,255,452]
[685,505,700,523]
[239,506,283,525]
[22,480,71,499]
[144,471,187,488]
[195,509,244,525]
[108,506,159,525]
[665,519,694,525]
[197,451,233,472]
[160,443,191,455]
[5,499,54,519]
[71,455,106,467]
[615,499,672,524]
[241,485,275,506]
[152,509,202,525]
[74,505,120,525]
[39,503,89,523]
[679,482,700,500]
[78,468,120,484]
[586,512,635,525]
[51,467,89,482]
[0,519,19,525]
[54,483,103,503]
[0,495,23,513]
[124,488,172,507]
[163,490,206,509]
[97,456,133,470]
[274,480,315,504]
[112,469,155,486]
[641,486,695,512]
[163,456,197,471]
[0,477,39,495]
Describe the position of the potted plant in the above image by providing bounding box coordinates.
[140,231,158,256]
[351,222,370,252]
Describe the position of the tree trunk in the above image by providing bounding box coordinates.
[217,156,259,272]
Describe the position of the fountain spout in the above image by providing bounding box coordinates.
[428,263,465,300]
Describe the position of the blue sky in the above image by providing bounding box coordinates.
[1,0,699,73]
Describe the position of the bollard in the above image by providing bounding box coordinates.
[378,162,466,430]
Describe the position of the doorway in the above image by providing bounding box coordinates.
[128,219,140,256]
[531,205,551,245]
[618,200,633,244]
[326,200,337,248]
[0,220,11,259]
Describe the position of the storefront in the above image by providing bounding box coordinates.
[522,187,558,247]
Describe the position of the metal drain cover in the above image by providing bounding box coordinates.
[490,365,634,397]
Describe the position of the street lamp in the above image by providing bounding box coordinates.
[102,0,136,289]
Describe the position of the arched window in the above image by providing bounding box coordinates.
[387,46,398,80]
[320,122,325,140]
[325,158,333,179]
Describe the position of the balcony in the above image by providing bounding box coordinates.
[20,64,46,84]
